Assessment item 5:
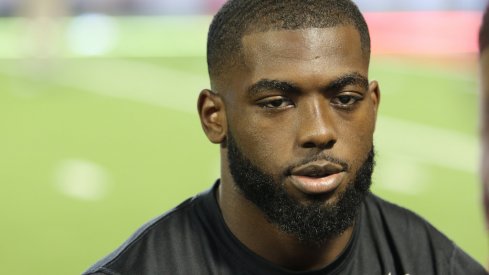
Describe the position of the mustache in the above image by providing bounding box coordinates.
[284,153,350,177]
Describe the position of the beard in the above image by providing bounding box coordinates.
[227,131,375,245]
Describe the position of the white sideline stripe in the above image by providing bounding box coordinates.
[0,59,478,174]
[0,59,209,113]
[55,59,209,113]
[371,59,477,90]
[375,116,478,174]
[373,153,429,195]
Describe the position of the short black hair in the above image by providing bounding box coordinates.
[480,4,489,53]
[207,0,371,86]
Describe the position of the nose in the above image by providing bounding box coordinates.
[297,98,337,149]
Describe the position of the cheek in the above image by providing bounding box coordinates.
[336,110,375,154]
[230,112,294,172]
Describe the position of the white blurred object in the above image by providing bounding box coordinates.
[54,159,111,201]
[375,155,427,195]
[66,13,119,56]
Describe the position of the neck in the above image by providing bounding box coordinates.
[217,175,355,271]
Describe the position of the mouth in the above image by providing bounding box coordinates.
[289,161,346,195]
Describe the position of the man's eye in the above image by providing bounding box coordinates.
[258,97,294,109]
[332,94,361,107]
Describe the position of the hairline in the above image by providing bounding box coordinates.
[210,23,370,91]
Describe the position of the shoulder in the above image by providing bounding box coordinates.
[83,191,209,275]
[363,193,454,250]
[364,193,438,230]
[360,193,487,274]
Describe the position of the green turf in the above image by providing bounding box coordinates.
[0,17,487,274]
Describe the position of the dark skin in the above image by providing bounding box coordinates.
[198,25,380,271]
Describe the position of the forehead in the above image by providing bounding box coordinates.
[240,26,368,83]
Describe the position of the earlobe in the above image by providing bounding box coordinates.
[197,89,227,144]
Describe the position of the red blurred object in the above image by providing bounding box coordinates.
[206,0,226,13]
[365,11,482,55]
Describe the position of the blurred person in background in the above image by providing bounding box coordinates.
[480,3,489,266]
[83,0,487,274]
[19,0,67,69]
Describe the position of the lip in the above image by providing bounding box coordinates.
[289,161,346,195]
[290,172,345,195]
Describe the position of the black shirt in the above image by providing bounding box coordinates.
[83,181,487,275]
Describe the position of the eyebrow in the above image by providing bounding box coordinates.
[246,72,369,96]
[323,73,369,92]
[247,79,300,97]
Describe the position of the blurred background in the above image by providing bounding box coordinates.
[0,0,487,274]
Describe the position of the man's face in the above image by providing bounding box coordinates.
[480,50,489,227]
[221,26,380,241]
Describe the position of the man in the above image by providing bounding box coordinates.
[480,3,489,265]
[84,0,487,274]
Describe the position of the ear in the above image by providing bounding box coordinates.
[368,80,381,132]
[197,89,227,144]
[368,80,381,116]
